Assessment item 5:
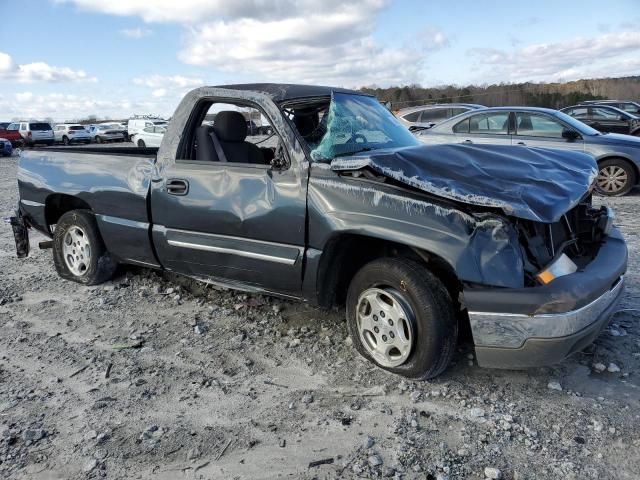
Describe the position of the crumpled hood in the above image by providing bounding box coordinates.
[330,144,597,223]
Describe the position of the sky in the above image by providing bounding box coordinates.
[0,0,639,121]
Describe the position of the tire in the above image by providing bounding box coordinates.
[595,158,637,196]
[95,136,102,144]
[137,139,146,148]
[346,258,457,380]
[52,210,117,285]
[62,136,69,146]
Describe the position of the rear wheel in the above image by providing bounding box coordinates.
[62,136,69,146]
[596,158,636,196]
[95,135,103,144]
[346,258,457,380]
[52,210,117,285]
[137,139,146,148]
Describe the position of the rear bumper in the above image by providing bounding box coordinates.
[465,227,627,368]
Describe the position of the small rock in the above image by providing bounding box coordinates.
[382,466,395,477]
[23,429,46,443]
[83,458,99,473]
[187,447,201,460]
[484,467,502,479]
[84,430,98,441]
[194,324,207,335]
[547,380,562,391]
[368,454,383,467]
[302,393,314,404]
[165,288,175,294]
[231,333,246,343]
[592,420,603,432]
[469,407,485,418]
[607,363,620,373]
[279,438,286,448]
[593,363,607,373]
[410,391,422,403]
[364,436,375,448]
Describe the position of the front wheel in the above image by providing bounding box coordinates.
[137,139,146,148]
[53,210,117,285]
[596,159,636,196]
[346,258,457,380]
[62,136,69,146]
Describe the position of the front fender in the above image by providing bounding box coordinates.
[307,174,524,288]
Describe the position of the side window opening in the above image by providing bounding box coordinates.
[468,113,510,134]
[453,118,470,133]
[515,113,564,138]
[181,100,281,167]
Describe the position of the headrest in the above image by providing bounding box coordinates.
[214,111,247,142]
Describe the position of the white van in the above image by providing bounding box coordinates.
[127,117,168,137]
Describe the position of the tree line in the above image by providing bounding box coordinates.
[361,76,640,110]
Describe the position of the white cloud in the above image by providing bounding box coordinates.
[58,0,426,87]
[469,31,640,82]
[119,27,152,38]
[178,3,423,87]
[57,0,361,23]
[152,88,167,97]
[133,74,204,89]
[0,51,96,83]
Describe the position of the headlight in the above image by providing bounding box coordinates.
[536,253,578,285]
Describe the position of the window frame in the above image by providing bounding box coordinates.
[464,111,512,135]
[513,111,571,138]
[175,96,289,171]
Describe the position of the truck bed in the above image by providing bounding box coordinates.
[17,147,159,268]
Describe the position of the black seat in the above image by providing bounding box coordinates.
[214,111,264,164]
[195,111,265,164]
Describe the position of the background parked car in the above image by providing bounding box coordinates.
[87,124,125,143]
[16,121,54,146]
[131,125,166,147]
[0,122,24,147]
[579,100,640,115]
[562,105,640,136]
[54,124,91,145]
[416,106,640,196]
[100,122,128,141]
[127,117,168,138]
[0,137,12,156]
[396,103,485,130]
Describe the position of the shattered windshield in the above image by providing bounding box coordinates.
[310,93,420,161]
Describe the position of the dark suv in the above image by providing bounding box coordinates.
[561,105,640,136]
[579,100,640,115]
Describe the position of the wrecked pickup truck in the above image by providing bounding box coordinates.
[12,84,627,379]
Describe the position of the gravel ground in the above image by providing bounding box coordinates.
[1,150,639,480]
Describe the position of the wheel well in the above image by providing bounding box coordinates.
[598,157,639,184]
[316,234,462,311]
[45,194,92,232]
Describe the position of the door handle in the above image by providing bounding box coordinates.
[463,139,473,144]
[517,142,526,146]
[166,178,189,196]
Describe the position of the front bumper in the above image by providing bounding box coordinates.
[465,227,627,368]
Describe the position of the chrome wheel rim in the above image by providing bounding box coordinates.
[62,226,91,276]
[597,165,628,194]
[356,287,415,367]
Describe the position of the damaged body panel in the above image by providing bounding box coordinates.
[13,83,627,376]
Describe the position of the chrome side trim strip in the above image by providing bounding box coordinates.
[96,215,149,230]
[167,239,297,265]
[20,199,45,207]
[469,276,624,348]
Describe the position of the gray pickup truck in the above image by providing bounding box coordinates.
[11,84,627,379]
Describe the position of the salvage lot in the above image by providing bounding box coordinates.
[1,150,639,479]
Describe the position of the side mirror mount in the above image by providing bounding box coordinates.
[562,129,580,141]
